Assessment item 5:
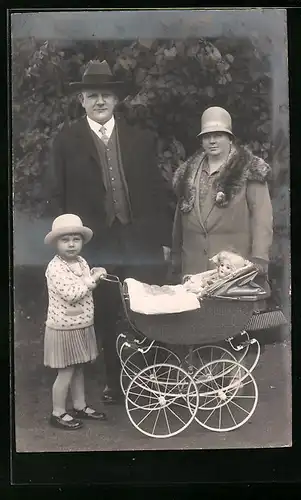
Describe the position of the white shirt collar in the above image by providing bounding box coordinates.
[86,115,115,139]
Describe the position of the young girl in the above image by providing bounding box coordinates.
[44,214,107,430]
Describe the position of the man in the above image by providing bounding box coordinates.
[47,60,173,403]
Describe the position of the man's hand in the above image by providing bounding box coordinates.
[163,246,171,262]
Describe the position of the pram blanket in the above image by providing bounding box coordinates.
[124,278,201,315]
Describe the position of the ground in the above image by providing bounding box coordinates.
[14,266,292,452]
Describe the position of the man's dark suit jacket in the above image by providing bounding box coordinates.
[47,114,173,270]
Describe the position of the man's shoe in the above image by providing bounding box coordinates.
[102,389,123,405]
[49,413,83,430]
[73,406,107,421]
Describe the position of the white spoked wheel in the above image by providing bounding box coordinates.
[183,345,237,376]
[120,345,181,396]
[191,359,258,432]
[125,363,199,438]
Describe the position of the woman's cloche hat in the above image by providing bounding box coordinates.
[197,106,233,137]
[69,59,123,91]
[44,214,93,245]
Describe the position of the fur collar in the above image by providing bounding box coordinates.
[173,144,271,213]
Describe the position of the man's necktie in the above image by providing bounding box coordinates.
[99,126,109,145]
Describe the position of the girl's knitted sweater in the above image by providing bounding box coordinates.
[45,255,96,330]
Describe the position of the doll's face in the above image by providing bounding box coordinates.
[215,251,246,278]
[56,234,83,260]
[217,258,236,278]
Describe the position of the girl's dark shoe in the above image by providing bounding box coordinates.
[73,406,107,420]
[50,413,83,430]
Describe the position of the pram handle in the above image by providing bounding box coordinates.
[99,273,121,284]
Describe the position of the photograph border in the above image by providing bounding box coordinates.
[7,5,300,488]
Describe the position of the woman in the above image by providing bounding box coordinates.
[171,106,273,281]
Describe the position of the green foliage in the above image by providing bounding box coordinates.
[12,35,289,282]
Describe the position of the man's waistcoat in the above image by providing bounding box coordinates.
[90,126,131,226]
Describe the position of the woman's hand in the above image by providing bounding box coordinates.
[251,258,269,275]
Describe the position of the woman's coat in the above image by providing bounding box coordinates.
[172,145,273,277]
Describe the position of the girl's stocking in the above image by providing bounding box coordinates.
[52,366,74,418]
[70,365,86,411]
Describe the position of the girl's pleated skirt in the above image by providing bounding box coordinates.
[44,325,98,369]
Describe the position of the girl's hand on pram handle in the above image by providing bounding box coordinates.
[91,267,108,281]
[94,272,121,284]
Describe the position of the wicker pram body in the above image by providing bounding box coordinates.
[127,297,255,345]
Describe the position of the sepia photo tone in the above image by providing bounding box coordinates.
[11,9,291,452]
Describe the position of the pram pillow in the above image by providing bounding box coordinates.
[124,278,201,315]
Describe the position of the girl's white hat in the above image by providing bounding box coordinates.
[44,214,93,245]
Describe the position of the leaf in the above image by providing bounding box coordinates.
[258,121,271,134]
[205,86,215,98]
[225,53,234,63]
[135,67,147,84]
[174,41,185,56]
[170,138,186,160]
[163,47,177,59]
[187,85,197,94]
[149,65,159,75]
[234,83,244,93]
[122,46,133,56]
[205,45,222,62]
[130,93,149,106]
[155,54,164,65]
[186,44,200,58]
[155,47,165,56]
[118,56,134,71]
[217,75,226,85]
[137,39,154,49]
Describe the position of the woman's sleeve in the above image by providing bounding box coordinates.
[246,181,273,262]
[46,264,91,304]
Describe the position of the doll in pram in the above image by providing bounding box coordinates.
[99,253,288,439]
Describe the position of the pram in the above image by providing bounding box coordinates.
[100,267,288,439]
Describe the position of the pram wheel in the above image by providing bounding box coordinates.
[125,363,199,438]
[120,345,181,396]
[183,345,237,375]
[191,359,258,432]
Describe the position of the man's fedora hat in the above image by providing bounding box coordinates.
[69,60,124,91]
